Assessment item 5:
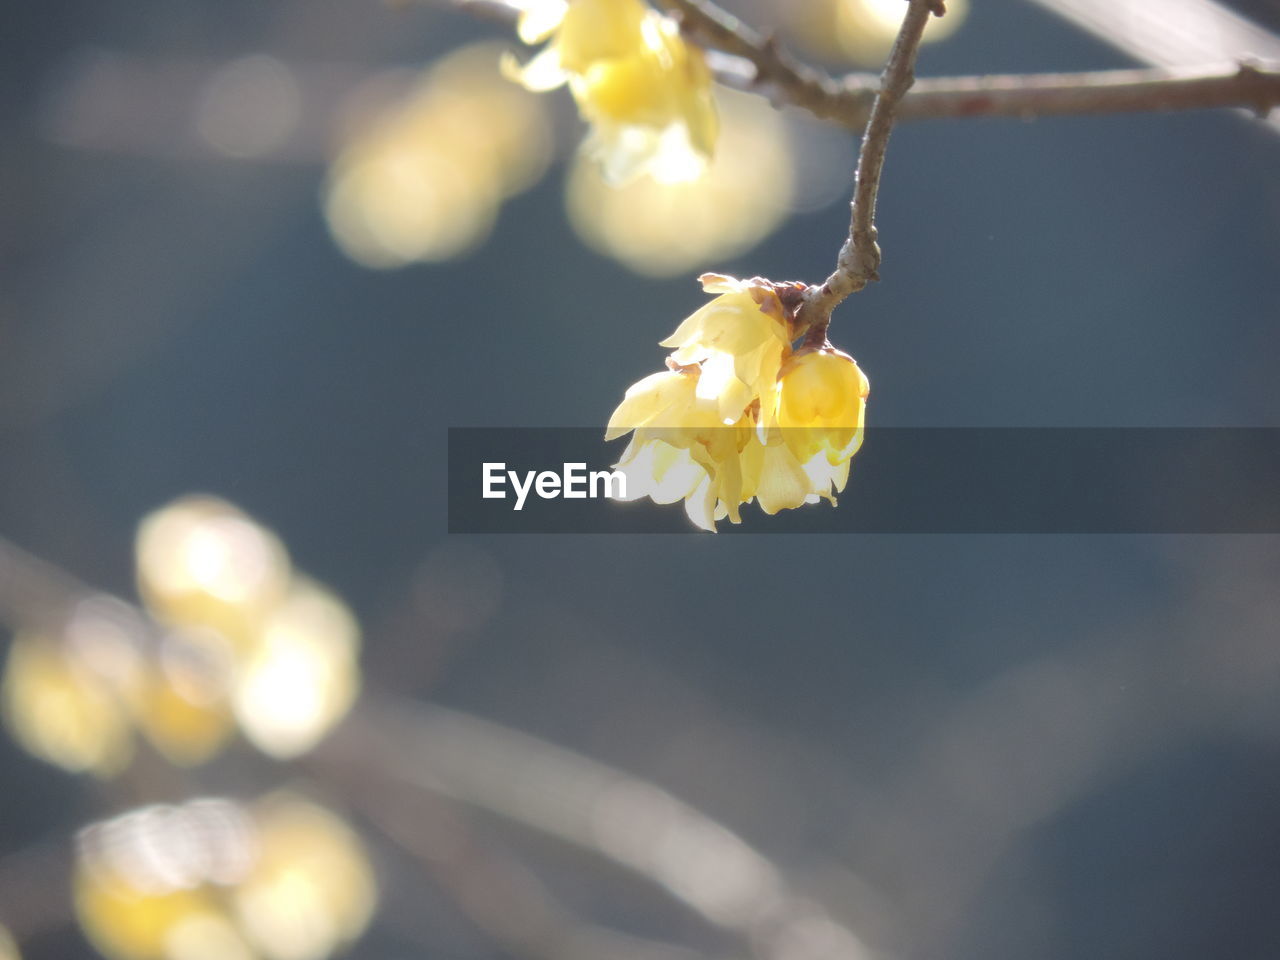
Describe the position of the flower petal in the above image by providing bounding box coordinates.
[515,0,568,44]
[501,48,568,92]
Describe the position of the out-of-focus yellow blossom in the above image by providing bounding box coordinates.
[136,496,361,763]
[326,42,551,268]
[0,925,20,960]
[565,87,792,275]
[129,654,234,768]
[136,497,291,654]
[74,801,257,960]
[233,794,376,960]
[1,495,360,775]
[507,0,717,185]
[792,0,969,67]
[74,795,375,960]
[231,579,360,760]
[607,276,870,530]
[1,633,133,777]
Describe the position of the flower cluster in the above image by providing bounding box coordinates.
[607,274,870,530]
[74,794,375,960]
[505,0,718,184]
[1,496,360,775]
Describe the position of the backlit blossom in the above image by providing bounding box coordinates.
[608,364,755,529]
[564,87,793,276]
[775,345,870,466]
[0,496,363,776]
[73,795,375,960]
[1,633,134,777]
[606,275,870,529]
[505,0,718,184]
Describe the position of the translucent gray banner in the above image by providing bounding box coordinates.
[448,428,1280,533]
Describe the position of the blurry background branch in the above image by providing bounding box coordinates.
[0,535,871,960]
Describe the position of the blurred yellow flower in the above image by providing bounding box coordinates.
[137,496,362,763]
[1,633,133,777]
[1,495,362,774]
[135,496,291,654]
[231,578,360,760]
[74,801,257,960]
[607,276,870,529]
[565,87,792,275]
[233,794,377,960]
[326,42,551,268]
[74,795,375,960]
[791,0,969,67]
[129,659,234,768]
[507,0,717,184]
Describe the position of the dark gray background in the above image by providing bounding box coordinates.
[2,1,1279,958]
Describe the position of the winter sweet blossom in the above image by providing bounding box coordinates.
[607,274,870,530]
[505,0,718,184]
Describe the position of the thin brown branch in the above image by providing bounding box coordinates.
[652,0,856,123]
[894,60,1280,123]
[797,0,941,335]
[0,536,872,960]
[652,0,1280,129]
[445,0,1280,131]
[708,55,1280,127]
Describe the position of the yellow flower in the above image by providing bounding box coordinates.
[73,795,375,960]
[606,277,870,529]
[1,633,133,777]
[233,794,377,960]
[74,801,258,960]
[135,496,291,655]
[130,659,235,768]
[506,0,717,184]
[661,273,803,426]
[607,364,751,530]
[775,345,870,465]
[564,87,793,277]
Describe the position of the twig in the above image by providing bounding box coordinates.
[713,57,1280,127]
[797,0,942,337]
[0,537,872,960]
[353,773,730,960]
[448,0,1280,131]
[652,0,1280,128]
[888,60,1280,124]
[319,697,875,960]
[653,0,855,123]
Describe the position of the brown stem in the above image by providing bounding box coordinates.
[450,0,1280,130]
[652,0,854,122]
[795,0,941,337]
[863,60,1280,126]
